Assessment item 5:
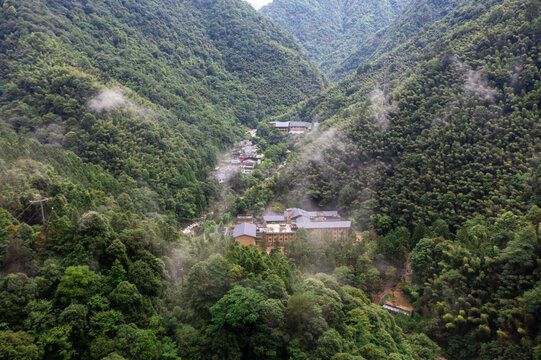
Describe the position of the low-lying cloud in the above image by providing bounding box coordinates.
[452,56,497,102]
[87,88,132,113]
[87,88,154,118]
[369,88,396,132]
[464,70,497,102]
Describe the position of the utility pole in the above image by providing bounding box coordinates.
[383,55,391,101]
[29,197,49,225]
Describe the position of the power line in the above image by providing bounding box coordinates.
[29,197,49,225]
[15,202,35,221]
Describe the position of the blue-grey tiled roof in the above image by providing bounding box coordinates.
[263,215,285,222]
[289,121,312,129]
[297,221,351,229]
[233,223,257,238]
[271,121,290,128]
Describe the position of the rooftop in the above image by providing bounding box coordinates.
[262,208,351,231]
[260,223,295,234]
[290,121,312,129]
[233,223,257,238]
[263,215,286,222]
[270,121,290,128]
[297,220,352,230]
[288,208,339,219]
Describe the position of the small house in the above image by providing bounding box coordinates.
[233,223,257,246]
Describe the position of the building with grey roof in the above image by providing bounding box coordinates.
[268,121,312,134]
[233,222,257,238]
[263,215,286,223]
[259,208,351,242]
[297,220,352,230]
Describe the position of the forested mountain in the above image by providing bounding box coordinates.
[242,0,540,356]
[0,0,438,359]
[1,0,540,358]
[261,0,410,78]
[331,0,471,79]
[0,0,323,221]
[273,0,539,231]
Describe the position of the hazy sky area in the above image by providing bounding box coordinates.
[246,0,272,10]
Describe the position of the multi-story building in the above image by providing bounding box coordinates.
[268,121,312,134]
[258,208,352,244]
[233,208,351,247]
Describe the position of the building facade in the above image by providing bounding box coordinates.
[259,208,351,245]
[268,121,312,134]
[233,222,257,246]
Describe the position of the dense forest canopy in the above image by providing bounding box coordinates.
[0,0,540,359]
[0,0,324,221]
[331,0,471,79]
[235,0,541,356]
[261,0,410,79]
[271,0,540,232]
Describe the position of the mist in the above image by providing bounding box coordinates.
[87,88,153,117]
[452,56,497,102]
[369,88,396,131]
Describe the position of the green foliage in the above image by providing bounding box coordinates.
[209,285,265,329]
[408,209,541,358]
[279,0,540,236]
[262,0,410,78]
[56,266,102,305]
[523,284,541,318]
[334,0,471,78]
[0,0,538,358]
[0,0,323,227]
[0,330,42,360]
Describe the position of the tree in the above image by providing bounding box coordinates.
[128,260,161,296]
[110,281,143,316]
[0,273,38,326]
[379,227,410,260]
[523,284,541,318]
[408,333,440,360]
[0,330,42,360]
[114,325,161,360]
[0,208,13,248]
[286,293,315,334]
[210,285,265,330]
[359,343,386,360]
[56,266,101,304]
[409,238,436,284]
[430,219,451,239]
[315,329,344,359]
[184,255,232,321]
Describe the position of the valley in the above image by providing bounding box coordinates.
[0,0,540,359]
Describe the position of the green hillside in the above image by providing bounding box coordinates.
[0,0,437,359]
[0,0,540,359]
[0,0,324,221]
[261,0,410,78]
[331,0,470,79]
[272,0,540,230]
[245,0,540,356]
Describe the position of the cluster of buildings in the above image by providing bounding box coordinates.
[233,140,262,174]
[215,140,263,183]
[233,208,351,247]
[268,121,312,134]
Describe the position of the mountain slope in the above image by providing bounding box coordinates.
[331,0,470,79]
[273,0,540,231]
[252,0,540,357]
[0,0,324,220]
[261,0,410,78]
